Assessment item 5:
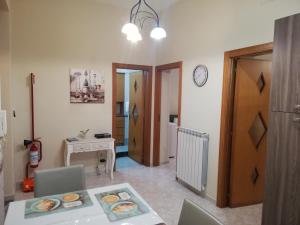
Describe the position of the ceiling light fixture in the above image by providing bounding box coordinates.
[122,0,167,43]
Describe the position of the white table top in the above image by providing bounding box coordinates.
[5,183,164,225]
[65,138,115,145]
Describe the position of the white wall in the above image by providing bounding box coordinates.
[10,0,155,183]
[156,0,300,200]
[0,0,15,198]
[160,69,179,163]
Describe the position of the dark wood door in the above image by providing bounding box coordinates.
[262,112,300,225]
[262,13,300,225]
[128,71,145,163]
[270,13,300,113]
[229,59,271,207]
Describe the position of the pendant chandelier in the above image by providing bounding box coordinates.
[122,0,167,43]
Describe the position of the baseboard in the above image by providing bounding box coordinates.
[176,177,217,204]
[176,177,206,197]
[205,194,217,204]
[4,195,14,204]
[16,180,22,192]
[116,151,128,158]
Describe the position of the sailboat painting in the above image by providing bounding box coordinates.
[70,69,105,103]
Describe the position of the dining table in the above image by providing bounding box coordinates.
[4,183,166,225]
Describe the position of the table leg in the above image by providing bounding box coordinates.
[110,148,115,180]
[96,151,101,176]
[64,150,66,166]
[66,152,71,167]
[105,150,109,174]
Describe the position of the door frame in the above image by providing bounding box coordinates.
[153,61,183,167]
[216,43,273,208]
[112,63,153,167]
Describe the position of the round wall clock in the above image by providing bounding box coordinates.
[193,65,208,87]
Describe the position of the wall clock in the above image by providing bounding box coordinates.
[193,65,208,87]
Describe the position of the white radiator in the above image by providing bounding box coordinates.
[176,127,209,194]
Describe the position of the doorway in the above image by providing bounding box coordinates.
[153,62,183,166]
[217,43,273,208]
[112,63,152,168]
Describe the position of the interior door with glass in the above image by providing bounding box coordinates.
[128,71,145,163]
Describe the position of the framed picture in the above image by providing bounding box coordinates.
[70,69,105,103]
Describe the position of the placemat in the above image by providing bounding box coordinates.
[24,190,93,219]
[95,187,150,222]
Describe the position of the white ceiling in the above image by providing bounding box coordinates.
[94,0,180,12]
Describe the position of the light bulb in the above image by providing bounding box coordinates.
[121,23,138,35]
[150,27,167,40]
[127,31,142,43]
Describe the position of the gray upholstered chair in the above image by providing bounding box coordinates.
[34,165,86,197]
[178,199,223,225]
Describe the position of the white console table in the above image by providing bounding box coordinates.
[64,138,115,179]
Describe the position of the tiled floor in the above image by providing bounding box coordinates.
[14,159,262,225]
[116,157,141,169]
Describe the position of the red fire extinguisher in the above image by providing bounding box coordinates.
[29,141,42,168]
[22,72,43,192]
[23,139,42,192]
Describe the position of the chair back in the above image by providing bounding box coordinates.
[34,165,86,197]
[178,199,223,225]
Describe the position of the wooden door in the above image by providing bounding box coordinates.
[116,73,125,102]
[128,71,145,163]
[229,59,271,207]
[270,13,300,113]
[115,73,125,145]
[262,13,300,225]
[262,112,300,225]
